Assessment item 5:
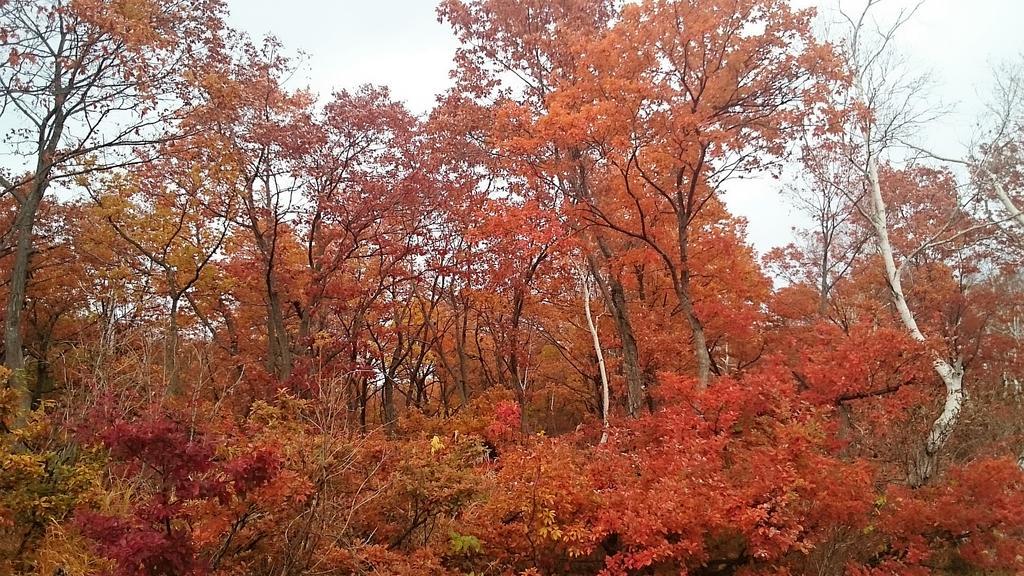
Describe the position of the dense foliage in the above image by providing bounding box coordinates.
[2,0,1024,574]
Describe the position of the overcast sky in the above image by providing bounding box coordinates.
[227,0,1024,253]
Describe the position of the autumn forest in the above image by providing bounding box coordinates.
[1,0,1024,574]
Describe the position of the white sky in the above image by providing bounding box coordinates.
[227,0,1024,253]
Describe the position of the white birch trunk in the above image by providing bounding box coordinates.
[580,267,610,444]
[991,174,1024,232]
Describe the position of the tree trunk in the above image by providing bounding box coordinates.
[819,248,831,317]
[165,295,182,396]
[4,182,45,418]
[507,339,530,435]
[676,278,712,390]
[358,378,368,432]
[509,282,533,435]
[382,351,401,435]
[836,402,854,458]
[456,305,471,405]
[346,314,365,429]
[580,267,610,444]
[991,176,1024,231]
[382,374,397,435]
[909,359,965,487]
[673,217,712,389]
[266,285,291,381]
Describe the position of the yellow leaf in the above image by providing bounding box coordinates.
[430,435,445,455]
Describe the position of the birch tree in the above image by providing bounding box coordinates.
[837,0,992,485]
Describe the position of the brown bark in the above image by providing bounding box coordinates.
[265,285,292,380]
[4,180,47,417]
[673,211,712,390]
[165,295,182,396]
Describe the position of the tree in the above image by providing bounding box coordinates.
[535,0,833,389]
[197,38,317,383]
[827,0,1002,485]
